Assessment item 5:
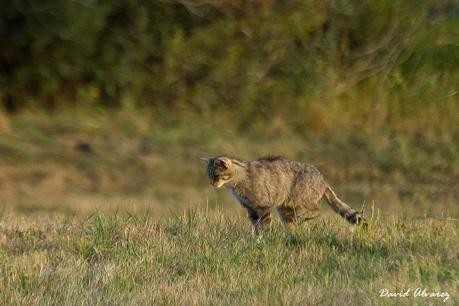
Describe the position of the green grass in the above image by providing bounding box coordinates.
[0,210,457,305]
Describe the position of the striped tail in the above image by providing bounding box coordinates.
[323,186,366,225]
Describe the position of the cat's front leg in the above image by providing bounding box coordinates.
[247,207,272,235]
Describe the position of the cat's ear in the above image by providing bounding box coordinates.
[217,157,232,169]
[200,157,212,164]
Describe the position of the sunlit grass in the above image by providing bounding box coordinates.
[0,210,457,304]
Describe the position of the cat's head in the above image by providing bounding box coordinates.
[201,156,235,188]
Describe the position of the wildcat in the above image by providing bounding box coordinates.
[202,155,365,233]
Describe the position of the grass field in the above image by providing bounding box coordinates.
[0,111,458,304]
[0,210,457,305]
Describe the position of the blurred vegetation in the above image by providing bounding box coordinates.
[1,0,458,135]
[0,110,457,217]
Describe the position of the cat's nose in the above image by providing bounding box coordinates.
[211,180,221,188]
[211,180,224,188]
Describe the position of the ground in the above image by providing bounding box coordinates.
[0,210,457,305]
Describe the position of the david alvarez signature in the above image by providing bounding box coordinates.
[380,288,450,302]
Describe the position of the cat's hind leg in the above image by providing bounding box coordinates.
[277,205,320,232]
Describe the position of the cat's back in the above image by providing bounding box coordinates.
[248,156,323,183]
[248,156,298,181]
